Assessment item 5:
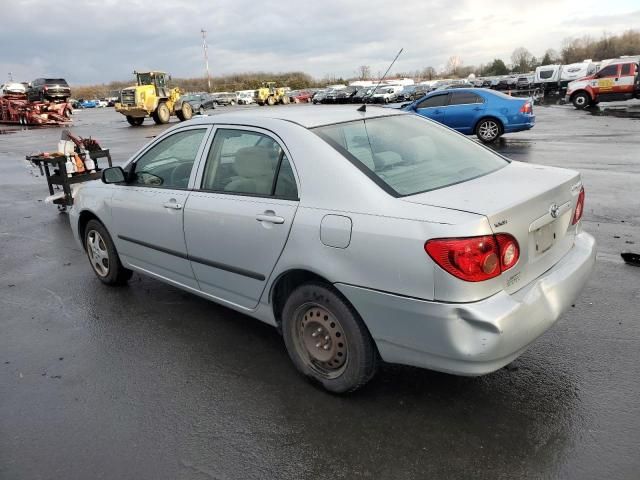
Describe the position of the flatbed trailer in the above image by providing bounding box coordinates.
[0,93,72,125]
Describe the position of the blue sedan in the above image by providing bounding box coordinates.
[403,88,535,142]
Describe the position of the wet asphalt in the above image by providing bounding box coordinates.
[1,103,639,479]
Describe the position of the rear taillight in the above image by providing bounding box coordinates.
[519,101,532,114]
[425,234,520,282]
[572,186,585,224]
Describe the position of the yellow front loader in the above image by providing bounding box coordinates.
[115,71,193,126]
[254,81,289,106]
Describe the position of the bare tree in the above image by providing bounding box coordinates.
[356,65,371,80]
[446,56,462,76]
[422,66,436,80]
[511,47,533,73]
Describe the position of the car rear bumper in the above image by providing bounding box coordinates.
[504,116,535,133]
[335,231,596,376]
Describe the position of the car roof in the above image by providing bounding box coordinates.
[187,105,406,129]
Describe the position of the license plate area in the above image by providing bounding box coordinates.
[533,221,556,255]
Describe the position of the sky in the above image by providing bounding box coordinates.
[2,0,639,85]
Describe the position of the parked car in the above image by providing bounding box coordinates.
[289,90,314,103]
[213,93,237,106]
[71,106,595,393]
[350,87,373,103]
[96,99,108,108]
[78,99,98,108]
[404,88,535,142]
[516,75,534,90]
[27,78,71,102]
[334,86,361,104]
[368,85,402,104]
[237,92,255,105]
[181,93,216,114]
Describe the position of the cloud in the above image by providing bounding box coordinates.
[1,0,638,84]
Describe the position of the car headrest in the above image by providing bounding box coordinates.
[233,146,276,178]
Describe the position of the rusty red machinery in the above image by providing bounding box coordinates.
[0,92,72,126]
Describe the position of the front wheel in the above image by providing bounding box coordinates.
[126,116,144,126]
[572,92,590,109]
[84,220,132,286]
[176,102,193,121]
[476,118,502,143]
[152,102,171,124]
[282,283,378,393]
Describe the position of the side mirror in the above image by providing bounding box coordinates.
[102,166,126,184]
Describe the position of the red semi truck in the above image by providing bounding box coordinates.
[566,57,640,109]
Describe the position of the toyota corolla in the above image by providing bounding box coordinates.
[70,106,595,393]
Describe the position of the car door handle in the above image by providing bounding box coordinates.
[256,212,285,224]
[473,107,483,111]
[163,201,182,210]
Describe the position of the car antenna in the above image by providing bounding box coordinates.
[358,48,403,112]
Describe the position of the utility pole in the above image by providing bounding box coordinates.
[201,29,211,92]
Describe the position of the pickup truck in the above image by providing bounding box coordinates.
[566,58,640,109]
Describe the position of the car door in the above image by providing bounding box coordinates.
[111,126,211,289]
[183,126,299,310]
[618,63,637,95]
[414,93,449,124]
[445,91,486,133]
[591,64,620,97]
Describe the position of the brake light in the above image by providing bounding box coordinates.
[572,186,585,224]
[519,101,532,114]
[425,234,520,282]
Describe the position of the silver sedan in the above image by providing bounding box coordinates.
[70,106,596,393]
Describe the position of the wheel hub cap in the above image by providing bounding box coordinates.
[298,305,347,372]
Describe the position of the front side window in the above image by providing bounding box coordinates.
[417,94,448,109]
[131,129,206,188]
[597,65,619,78]
[539,70,554,79]
[314,115,507,196]
[621,64,632,76]
[201,129,297,199]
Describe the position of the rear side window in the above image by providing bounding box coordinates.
[314,115,507,196]
[621,64,632,76]
[201,129,298,199]
[449,92,483,105]
[417,94,448,108]
[539,70,554,79]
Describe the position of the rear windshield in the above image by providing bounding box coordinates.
[313,114,507,196]
[45,79,68,85]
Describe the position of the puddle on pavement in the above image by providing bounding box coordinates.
[588,106,640,119]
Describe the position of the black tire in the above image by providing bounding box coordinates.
[198,106,204,115]
[128,115,143,126]
[83,219,132,286]
[476,118,502,143]
[126,116,144,126]
[281,283,378,393]
[267,96,276,106]
[152,102,170,124]
[572,91,590,110]
[176,102,193,121]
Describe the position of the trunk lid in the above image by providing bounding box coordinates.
[403,161,582,294]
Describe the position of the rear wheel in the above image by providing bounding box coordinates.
[282,283,378,393]
[476,118,502,143]
[281,96,290,105]
[126,116,144,126]
[84,220,132,286]
[176,102,193,121]
[572,91,590,109]
[152,102,170,124]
